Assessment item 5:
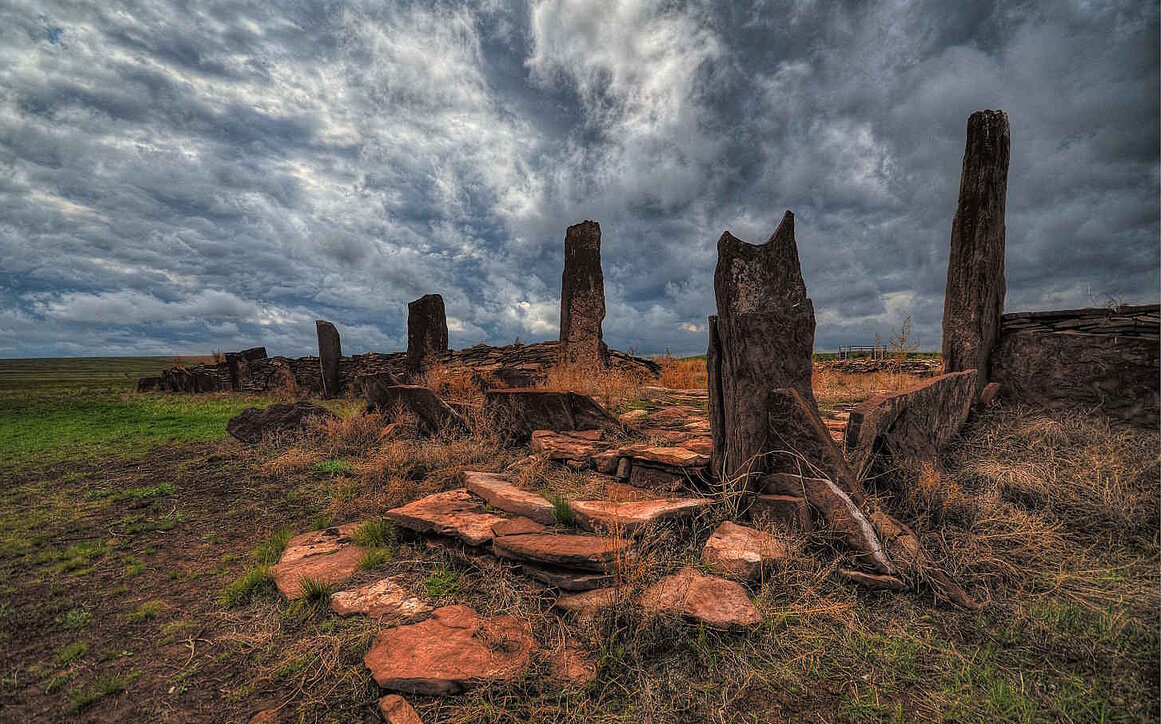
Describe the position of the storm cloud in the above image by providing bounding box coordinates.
[0,0,1156,357]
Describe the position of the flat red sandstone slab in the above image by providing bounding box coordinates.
[491,517,546,537]
[330,576,431,620]
[492,532,631,572]
[701,521,786,581]
[619,445,710,469]
[386,489,508,546]
[642,568,762,628]
[569,498,712,536]
[462,471,555,525]
[278,524,360,566]
[363,605,537,695]
[273,545,365,599]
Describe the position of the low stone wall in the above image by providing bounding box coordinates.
[140,341,660,396]
[990,304,1159,427]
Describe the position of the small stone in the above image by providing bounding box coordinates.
[273,545,364,600]
[531,430,607,466]
[619,445,710,469]
[484,390,621,444]
[378,694,423,724]
[979,381,1002,407]
[553,587,620,619]
[701,521,787,581]
[364,605,537,695]
[330,576,431,620]
[462,471,556,525]
[642,568,762,629]
[615,457,631,480]
[618,409,648,425]
[548,644,597,687]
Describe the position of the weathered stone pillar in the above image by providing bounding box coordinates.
[942,109,1010,387]
[316,321,341,398]
[559,220,608,365]
[707,210,817,491]
[407,294,449,372]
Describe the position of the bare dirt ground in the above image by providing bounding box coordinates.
[1,366,1157,723]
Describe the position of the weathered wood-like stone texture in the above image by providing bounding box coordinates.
[991,305,1159,427]
[709,211,816,490]
[706,315,726,479]
[407,294,449,371]
[560,220,608,365]
[316,320,342,398]
[845,369,978,472]
[942,109,1010,388]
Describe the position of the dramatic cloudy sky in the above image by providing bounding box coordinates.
[1,1,1157,357]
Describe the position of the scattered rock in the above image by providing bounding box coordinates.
[548,643,597,687]
[701,521,786,581]
[870,510,977,609]
[618,409,648,425]
[271,526,365,599]
[330,576,431,620]
[492,532,631,572]
[838,568,908,592]
[366,384,469,436]
[378,694,423,724]
[553,587,620,619]
[316,320,342,398]
[364,605,537,695]
[619,445,709,469]
[386,489,508,547]
[708,210,817,492]
[749,494,811,533]
[226,402,336,444]
[941,109,1010,390]
[520,563,614,591]
[845,370,978,473]
[642,568,762,629]
[491,517,546,537]
[484,390,622,444]
[531,430,608,466]
[569,498,711,536]
[462,471,556,525]
[407,294,449,372]
[560,220,609,365]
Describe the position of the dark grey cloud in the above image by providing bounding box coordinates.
[0,0,1156,358]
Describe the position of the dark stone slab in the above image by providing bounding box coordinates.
[366,384,468,436]
[942,109,1010,389]
[483,389,621,444]
[226,401,336,444]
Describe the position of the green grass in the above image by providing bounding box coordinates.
[352,518,395,547]
[55,607,91,630]
[253,529,292,565]
[549,494,578,528]
[128,601,162,622]
[0,390,268,469]
[357,547,391,570]
[220,566,275,608]
[423,564,460,598]
[55,641,87,665]
[311,459,352,476]
[0,356,211,393]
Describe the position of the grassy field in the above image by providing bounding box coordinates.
[0,358,1156,723]
[0,356,214,393]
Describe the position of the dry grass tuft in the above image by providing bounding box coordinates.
[538,359,648,410]
[654,354,707,390]
[812,368,922,408]
[416,363,482,404]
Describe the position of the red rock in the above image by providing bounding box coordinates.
[682,436,714,456]
[553,587,620,619]
[532,430,608,466]
[838,568,908,592]
[378,694,423,724]
[364,605,536,695]
[249,709,279,724]
[978,381,1001,407]
[749,494,811,532]
[602,481,658,502]
[642,568,761,628]
[592,450,621,474]
[548,644,597,687]
[330,576,431,620]
[386,489,508,546]
[620,445,709,468]
[462,471,555,525]
[492,532,631,572]
[701,521,787,581]
[491,517,546,537]
[618,409,648,425]
[271,524,365,599]
[569,498,711,536]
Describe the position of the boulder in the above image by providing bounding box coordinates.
[941,109,1010,390]
[366,384,468,436]
[364,605,536,695]
[271,525,365,599]
[316,320,342,398]
[844,370,977,472]
[492,532,631,572]
[226,402,336,444]
[483,389,621,444]
[708,210,817,492]
[641,568,761,628]
[461,471,555,526]
[701,521,786,581]
[407,294,449,372]
[330,576,431,620]
[569,498,711,536]
[560,220,609,365]
[385,489,508,547]
[378,695,423,724]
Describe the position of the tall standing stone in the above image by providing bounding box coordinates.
[942,109,1010,387]
[708,210,816,491]
[407,294,449,372]
[316,321,341,398]
[560,220,608,365]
